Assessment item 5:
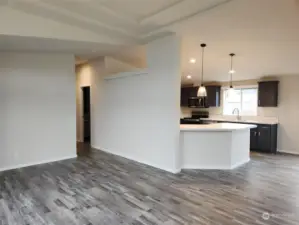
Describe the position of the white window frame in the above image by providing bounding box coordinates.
[222,85,258,116]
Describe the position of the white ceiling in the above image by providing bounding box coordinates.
[0,34,146,67]
[1,0,299,82]
[0,35,121,54]
[3,0,229,39]
[179,0,299,83]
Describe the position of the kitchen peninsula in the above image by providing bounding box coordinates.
[180,123,256,170]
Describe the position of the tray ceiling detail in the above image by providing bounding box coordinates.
[2,0,231,42]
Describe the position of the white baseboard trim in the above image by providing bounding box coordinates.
[277,150,299,155]
[230,158,250,169]
[183,165,232,170]
[183,159,250,170]
[171,168,182,174]
[0,155,77,172]
[92,145,181,174]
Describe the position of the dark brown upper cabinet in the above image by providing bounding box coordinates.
[258,81,279,107]
[181,87,198,106]
[206,85,221,107]
[180,87,189,107]
[189,87,199,98]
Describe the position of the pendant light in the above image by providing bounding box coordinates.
[229,53,235,89]
[197,43,207,97]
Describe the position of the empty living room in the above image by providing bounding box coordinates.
[1,0,299,224]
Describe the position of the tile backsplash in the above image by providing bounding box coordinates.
[180,106,279,123]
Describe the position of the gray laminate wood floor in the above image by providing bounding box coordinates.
[1,146,299,225]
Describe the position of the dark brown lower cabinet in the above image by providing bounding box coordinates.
[257,126,272,151]
[250,124,277,154]
[250,128,258,150]
[203,120,278,153]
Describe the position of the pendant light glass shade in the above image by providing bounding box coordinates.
[197,85,207,97]
[227,86,235,98]
[197,43,207,97]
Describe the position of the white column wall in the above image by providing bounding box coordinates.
[230,129,251,168]
[92,35,181,173]
[182,131,232,169]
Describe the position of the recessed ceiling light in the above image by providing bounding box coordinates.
[187,75,192,79]
[189,58,196,64]
[229,70,236,74]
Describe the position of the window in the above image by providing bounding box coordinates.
[223,87,258,116]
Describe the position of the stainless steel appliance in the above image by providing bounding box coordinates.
[180,111,212,124]
[188,97,208,108]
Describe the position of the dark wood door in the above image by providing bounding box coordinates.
[258,81,279,107]
[82,87,91,143]
[257,125,272,152]
[250,127,258,150]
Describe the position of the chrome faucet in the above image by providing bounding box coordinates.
[232,108,241,121]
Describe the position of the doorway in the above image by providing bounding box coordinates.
[82,86,91,143]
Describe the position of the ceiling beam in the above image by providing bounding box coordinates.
[41,0,138,27]
[39,0,139,31]
[97,4,138,24]
[11,0,138,41]
[84,0,138,24]
[141,0,234,38]
[139,0,185,23]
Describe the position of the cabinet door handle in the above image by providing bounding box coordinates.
[258,132,261,136]
[254,132,257,136]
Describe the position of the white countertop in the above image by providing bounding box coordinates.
[180,123,257,132]
[200,118,278,125]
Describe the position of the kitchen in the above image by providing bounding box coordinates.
[179,44,279,170]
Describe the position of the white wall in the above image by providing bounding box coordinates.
[76,58,106,145]
[105,57,138,75]
[276,76,299,154]
[76,56,135,142]
[91,35,181,173]
[0,52,76,171]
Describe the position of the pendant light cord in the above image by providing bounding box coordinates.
[229,53,235,88]
[201,47,204,86]
[201,43,206,86]
[230,54,233,87]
